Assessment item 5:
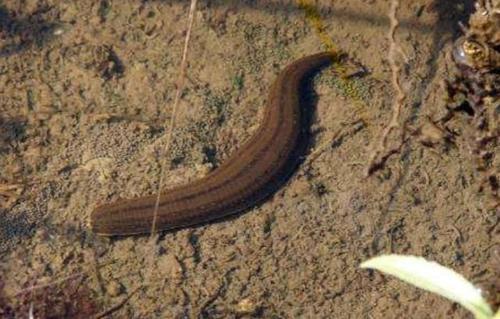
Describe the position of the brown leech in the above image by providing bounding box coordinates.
[91,52,334,236]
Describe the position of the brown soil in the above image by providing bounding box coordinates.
[0,0,498,318]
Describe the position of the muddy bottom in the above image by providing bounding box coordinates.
[0,0,498,318]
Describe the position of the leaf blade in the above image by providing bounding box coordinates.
[361,255,494,319]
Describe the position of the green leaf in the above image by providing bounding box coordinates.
[361,255,494,319]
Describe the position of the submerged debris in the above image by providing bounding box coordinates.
[445,0,499,206]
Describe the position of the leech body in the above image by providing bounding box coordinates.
[91,52,334,236]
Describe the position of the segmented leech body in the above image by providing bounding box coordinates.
[91,52,334,236]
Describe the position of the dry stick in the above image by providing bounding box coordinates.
[367,0,409,253]
[151,0,198,235]
[365,0,407,176]
[147,0,198,277]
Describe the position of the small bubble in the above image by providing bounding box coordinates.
[53,28,65,36]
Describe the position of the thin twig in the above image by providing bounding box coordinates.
[366,0,407,176]
[151,0,198,235]
[146,0,198,281]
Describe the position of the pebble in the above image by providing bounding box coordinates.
[106,280,124,297]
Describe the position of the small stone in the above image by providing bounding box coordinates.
[418,118,450,147]
[157,254,183,281]
[235,298,259,315]
[106,280,124,297]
